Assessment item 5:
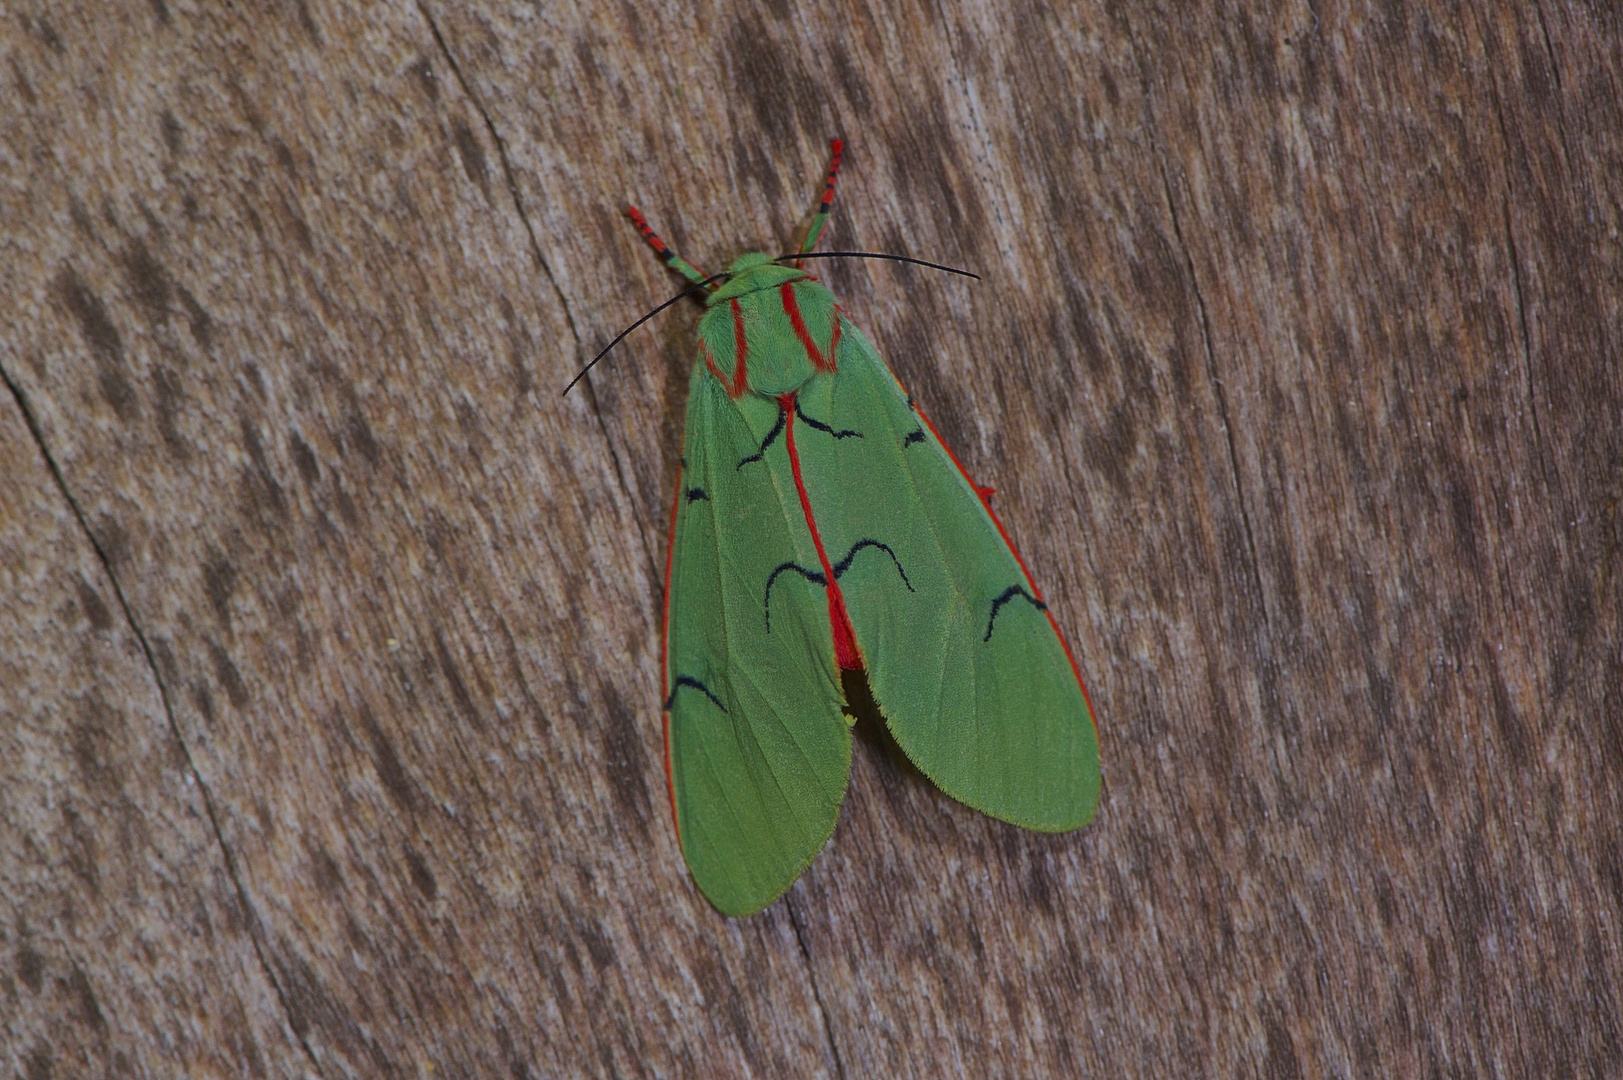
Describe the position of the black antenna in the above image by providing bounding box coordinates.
[777,251,980,280]
[563,254,978,395]
[561,273,730,396]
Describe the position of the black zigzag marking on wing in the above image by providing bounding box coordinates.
[983,585,1048,642]
[685,487,709,503]
[762,539,915,635]
[794,398,861,439]
[736,406,786,469]
[902,428,926,448]
[665,675,727,713]
[830,539,914,592]
[763,562,827,633]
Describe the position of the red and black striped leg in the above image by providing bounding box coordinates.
[796,138,846,264]
[627,204,711,286]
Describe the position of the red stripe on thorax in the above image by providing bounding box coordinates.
[780,282,840,372]
[731,299,750,387]
[701,299,750,397]
[779,392,861,670]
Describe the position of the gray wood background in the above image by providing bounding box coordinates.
[4,1,1619,1076]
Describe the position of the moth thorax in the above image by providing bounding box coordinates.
[698,278,841,398]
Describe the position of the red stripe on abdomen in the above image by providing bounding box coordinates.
[779,392,861,670]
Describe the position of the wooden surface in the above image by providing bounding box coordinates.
[3,1,1619,1075]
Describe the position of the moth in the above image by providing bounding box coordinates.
[581,140,1100,916]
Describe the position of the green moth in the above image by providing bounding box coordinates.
[604,140,1101,916]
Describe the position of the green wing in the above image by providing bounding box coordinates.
[792,322,1101,831]
[664,366,851,917]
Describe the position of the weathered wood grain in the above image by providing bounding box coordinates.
[3,1,1618,1076]
[0,385,308,1075]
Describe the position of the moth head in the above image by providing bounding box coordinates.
[707,253,809,306]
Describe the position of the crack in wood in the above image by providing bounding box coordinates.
[786,892,849,1080]
[414,0,661,596]
[0,360,334,1079]
[1121,15,1275,644]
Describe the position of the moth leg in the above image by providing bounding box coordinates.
[796,138,846,263]
[626,205,712,286]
